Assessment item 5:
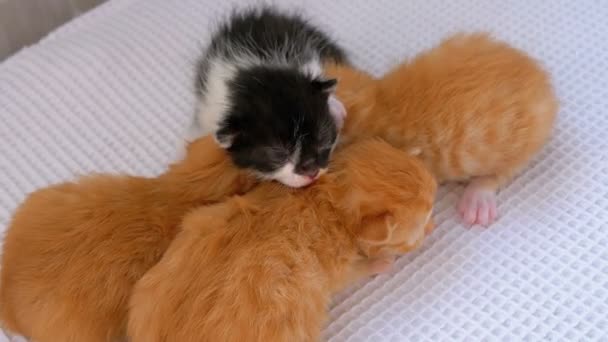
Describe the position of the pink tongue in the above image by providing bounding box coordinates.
[305,171,319,181]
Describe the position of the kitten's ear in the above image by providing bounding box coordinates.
[358,211,393,245]
[312,78,346,127]
[328,95,347,129]
[312,78,338,94]
[214,127,234,149]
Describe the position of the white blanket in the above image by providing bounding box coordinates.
[1,0,607,341]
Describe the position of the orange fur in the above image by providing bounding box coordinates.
[127,138,436,342]
[329,33,558,224]
[0,136,257,342]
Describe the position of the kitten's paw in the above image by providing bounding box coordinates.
[458,186,497,227]
[368,256,395,275]
[424,218,435,236]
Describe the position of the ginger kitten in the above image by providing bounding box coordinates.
[0,136,256,342]
[128,138,437,342]
[329,33,557,226]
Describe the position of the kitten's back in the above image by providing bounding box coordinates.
[196,7,348,95]
[128,139,437,342]
[374,33,557,182]
[0,136,256,342]
[128,194,336,342]
[0,175,170,341]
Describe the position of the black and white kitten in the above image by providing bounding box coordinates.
[191,7,349,188]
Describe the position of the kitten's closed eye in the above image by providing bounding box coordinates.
[262,147,291,167]
[231,145,292,174]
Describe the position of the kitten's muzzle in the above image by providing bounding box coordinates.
[302,169,319,180]
[296,161,321,179]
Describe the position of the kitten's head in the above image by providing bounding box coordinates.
[216,66,346,188]
[330,139,437,257]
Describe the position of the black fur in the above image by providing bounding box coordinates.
[217,66,338,174]
[196,7,348,95]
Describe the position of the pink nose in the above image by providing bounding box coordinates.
[304,170,319,180]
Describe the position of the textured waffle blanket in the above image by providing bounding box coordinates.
[1,0,607,341]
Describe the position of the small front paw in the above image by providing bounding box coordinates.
[458,186,498,226]
[367,256,395,275]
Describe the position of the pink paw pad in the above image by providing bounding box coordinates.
[458,186,498,227]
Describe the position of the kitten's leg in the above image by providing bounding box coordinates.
[352,256,395,279]
[332,256,392,292]
[458,175,499,227]
[458,166,522,226]
[366,256,395,274]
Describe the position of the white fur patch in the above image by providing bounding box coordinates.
[268,162,314,188]
[196,59,237,137]
[261,143,325,188]
[213,134,233,149]
[300,56,323,79]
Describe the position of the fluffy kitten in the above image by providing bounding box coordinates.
[192,7,349,188]
[0,136,256,342]
[329,33,558,226]
[128,139,437,342]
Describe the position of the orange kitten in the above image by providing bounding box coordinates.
[329,33,558,226]
[128,139,437,342]
[0,136,256,342]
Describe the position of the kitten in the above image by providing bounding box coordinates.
[127,139,437,342]
[329,33,558,226]
[191,7,349,188]
[0,136,256,342]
